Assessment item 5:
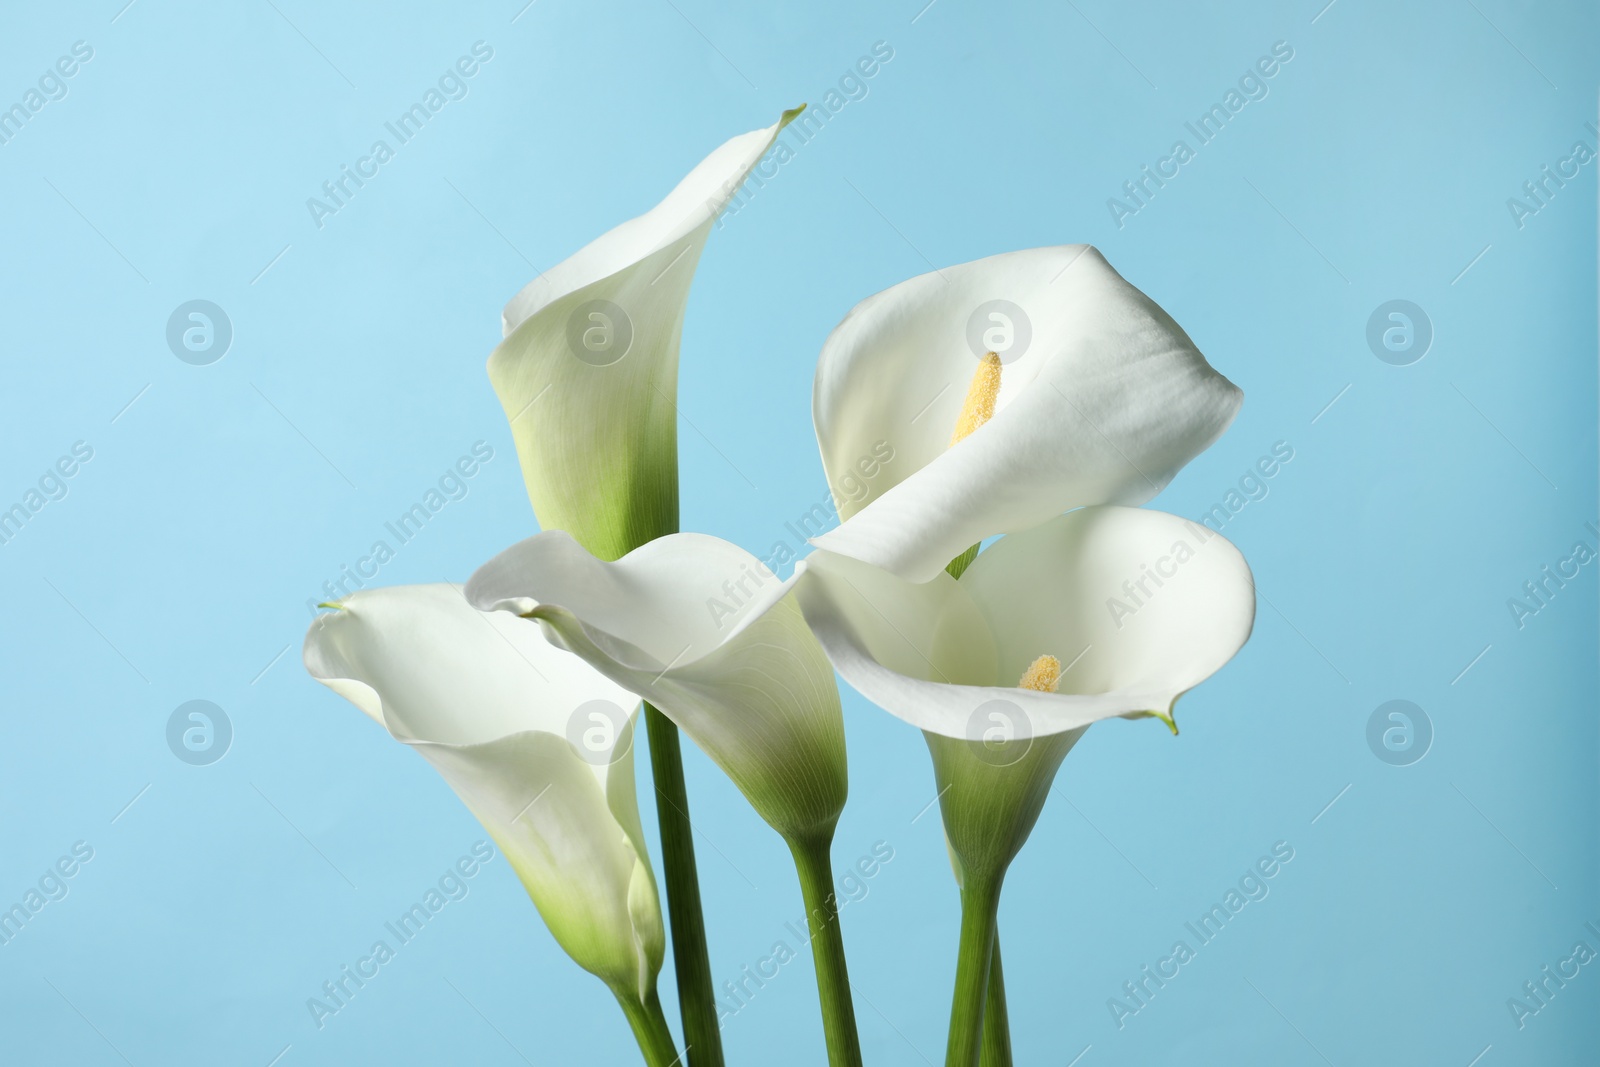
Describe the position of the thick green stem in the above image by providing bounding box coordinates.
[788,833,864,1067]
[644,704,723,1067]
[616,987,685,1067]
[945,874,1003,1067]
[979,936,1012,1067]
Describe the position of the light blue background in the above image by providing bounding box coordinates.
[1,1,1595,1064]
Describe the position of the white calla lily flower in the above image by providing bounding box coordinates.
[467,531,847,843]
[797,507,1251,1066]
[302,584,674,1043]
[796,505,1256,739]
[810,246,1243,581]
[490,109,801,561]
[468,532,866,1065]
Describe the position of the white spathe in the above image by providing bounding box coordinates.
[489,109,801,562]
[302,583,664,1000]
[795,506,1256,738]
[811,246,1243,581]
[467,531,848,843]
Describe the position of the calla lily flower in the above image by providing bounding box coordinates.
[810,246,1242,582]
[466,531,847,843]
[795,507,1252,1066]
[468,531,866,1065]
[489,108,801,562]
[796,505,1255,739]
[303,584,678,1061]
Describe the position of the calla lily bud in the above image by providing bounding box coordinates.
[303,584,665,1002]
[490,109,801,561]
[810,246,1242,581]
[467,531,848,844]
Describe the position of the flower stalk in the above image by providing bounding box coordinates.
[980,939,1012,1066]
[788,832,864,1067]
[945,872,1004,1067]
[614,986,685,1067]
[644,702,723,1067]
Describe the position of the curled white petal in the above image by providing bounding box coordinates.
[796,506,1255,738]
[501,110,801,337]
[810,246,1242,581]
[302,583,662,997]
[467,532,847,840]
[488,111,800,561]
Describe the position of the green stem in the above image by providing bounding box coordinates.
[945,542,980,580]
[945,874,1003,1067]
[616,987,685,1067]
[979,936,1012,1067]
[644,703,723,1067]
[788,833,864,1067]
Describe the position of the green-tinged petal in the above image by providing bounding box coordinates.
[467,532,848,841]
[926,728,1085,887]
[302,583,664,999]
[490,111,799,561]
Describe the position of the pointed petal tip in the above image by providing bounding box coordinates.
[1129,706,1180,735]
[1160,693,1185,735]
